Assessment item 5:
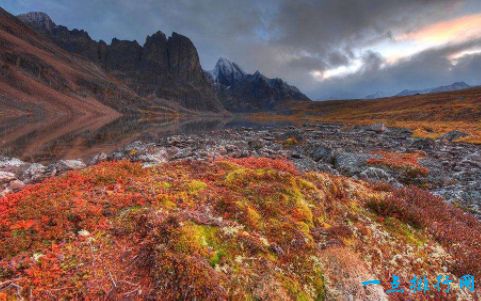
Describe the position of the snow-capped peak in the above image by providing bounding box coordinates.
[211,57,246,86]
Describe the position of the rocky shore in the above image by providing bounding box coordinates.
[1,124,480,214]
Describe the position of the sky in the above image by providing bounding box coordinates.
[2,0,481,100]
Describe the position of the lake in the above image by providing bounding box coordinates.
[0,114,293,163]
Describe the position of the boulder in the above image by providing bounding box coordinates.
[310,146,333,163]
[367,123,387,133]
[0,171,16,184]
[90,152,108,165]
[360,167,392,182]
[58,160,86,170]
[22,163,46,183]
[0,157,29,177]
[334,152,369,176]
[8,179,25,192]
[137,148,169,163]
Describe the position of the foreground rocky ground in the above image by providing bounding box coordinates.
[2,124,480,214]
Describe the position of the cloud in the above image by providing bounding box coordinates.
[313,37,481,99]
[3,0,480,99]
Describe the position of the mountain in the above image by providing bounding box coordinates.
[364,91,386,99]
[396,81,470,97]
[430,81,470,93]
[208,57,310,112]
[17,11,224,113]
[0,7,179,120]
[210,57,246,86]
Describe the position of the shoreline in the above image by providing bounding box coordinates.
[2,123,480,215]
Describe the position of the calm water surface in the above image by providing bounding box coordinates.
[0,114,293,163]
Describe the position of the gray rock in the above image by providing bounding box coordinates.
[439,130,468,142]
[0,157,29,177]
[411,138,436,151]
[368,123,387,133]
[360,167,392,182]
[22,163,46,183]
[310,146,333,163]
[8,179,25,192]
[317,163,340,176]
[334,152,369,176]
[0,157,25,168]
[58,160,86,171]
[248,139,264,150]
[90,152,108,165]
[0,171,16,184]
[137,148,169,163]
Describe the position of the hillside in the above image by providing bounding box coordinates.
[0,158,480,300]
[0,8,188,118]
[396,82,471,97]
[262,86,481,144]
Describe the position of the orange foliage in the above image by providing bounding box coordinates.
[0,158,479,300]
[228,157,299,175]
[368,150,429,176]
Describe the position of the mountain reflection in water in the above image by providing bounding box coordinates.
[0,114,293,163]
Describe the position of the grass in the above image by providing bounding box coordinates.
[248,86,481,144]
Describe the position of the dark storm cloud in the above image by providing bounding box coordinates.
[271,0,461,52]
[1,0,479,99]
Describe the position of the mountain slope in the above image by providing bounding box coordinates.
[17,12,224,113]
[209,58,310,112]
[396,81,470,97]
[0,7,195,120]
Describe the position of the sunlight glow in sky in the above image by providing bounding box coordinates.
[311,12,481,82]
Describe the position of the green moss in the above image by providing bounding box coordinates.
[158,181,172,189]
[209,249,226,267]
[384,217,426,246]
[187,180,208,194]
[287,179,314,225]
[160,198,177,209]
[225,167,248,185]
[176,223,233,266]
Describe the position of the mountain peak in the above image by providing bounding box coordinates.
[17,11,55,32]
[212,57,246,86]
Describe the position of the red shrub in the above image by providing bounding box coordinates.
[368,151,429,176]
[227,157,299,175]
[367,186,481,278]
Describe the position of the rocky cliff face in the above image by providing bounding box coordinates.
[208,58,310,112]
[17,12,224,113]
[0,7,167,118]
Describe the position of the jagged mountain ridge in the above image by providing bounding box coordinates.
[17,11,224,113]
[208,58,310,112]
[0,7,172,118]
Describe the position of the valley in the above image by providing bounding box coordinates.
[1,4,481,300]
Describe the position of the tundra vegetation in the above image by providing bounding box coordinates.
[0,158,479,300]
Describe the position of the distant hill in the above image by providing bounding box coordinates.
[364,91,386,99]
[396,82,470,97]
[207,58,310,112]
